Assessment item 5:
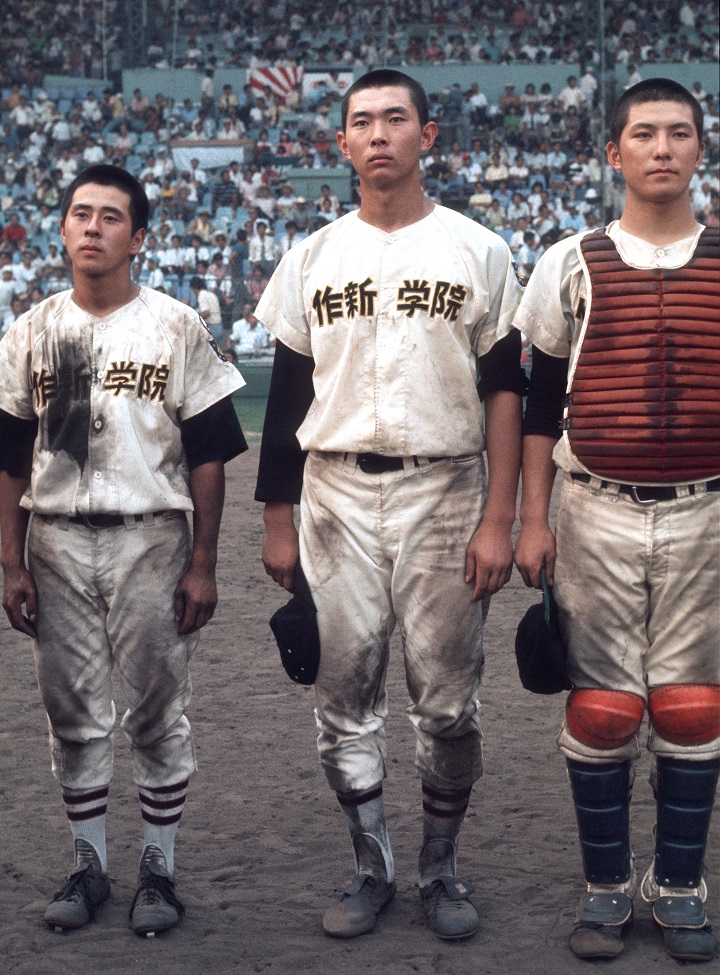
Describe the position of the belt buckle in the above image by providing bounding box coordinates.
[81,513,115,528]
[630,486,659,505]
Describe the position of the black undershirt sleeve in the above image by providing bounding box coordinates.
[255,340,315,504]
[180,395,248,469]
[522,346,570,439]
[0,408,38,479]
[476,329,529,400]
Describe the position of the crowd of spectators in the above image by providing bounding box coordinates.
[2,2,718,88]
[0,0,718,354]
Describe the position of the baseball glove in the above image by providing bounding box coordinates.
[514,567,571,695]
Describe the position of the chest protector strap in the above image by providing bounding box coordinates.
[565,228,720,484]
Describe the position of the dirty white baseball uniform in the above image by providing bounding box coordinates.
[514,223,720,763]
[0,286,244,788]
[256,205,522,792]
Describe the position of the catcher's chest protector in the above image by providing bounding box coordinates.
[564,228,720,484]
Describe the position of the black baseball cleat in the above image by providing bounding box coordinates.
[129,845,185,937]
[44,839,110,931]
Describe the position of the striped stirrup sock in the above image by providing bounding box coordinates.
[420,782,472,883]
[336,783,394,881]
[62,785,109,870]
[138,780,189,877]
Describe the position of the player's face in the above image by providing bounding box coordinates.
[337,85,437,189]
[607,101,703,206]
[61,183,145,279]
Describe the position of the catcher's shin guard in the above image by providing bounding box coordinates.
[641,757,720,961]
[653,757,719,890]
[567,759,633,885]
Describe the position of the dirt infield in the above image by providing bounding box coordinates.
[1,444,716,975]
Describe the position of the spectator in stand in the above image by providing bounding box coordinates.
[210,170,239,215]
[187,209,215,244]
[1,213,27,252]
[248,221,277,276]
[229,304,272,355]
[190,275,223,341]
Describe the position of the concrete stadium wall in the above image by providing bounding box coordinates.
[123,63,720,107]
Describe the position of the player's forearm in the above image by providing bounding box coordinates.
[518,434,558,527]
[188,459,225,570]
[0,471,31,568]
[482,390,522,527]
[263,501,295,533]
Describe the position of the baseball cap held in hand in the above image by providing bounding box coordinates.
[514,567,571,694]
[269,562,320,685]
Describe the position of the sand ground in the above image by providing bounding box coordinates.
[1,445,717,975]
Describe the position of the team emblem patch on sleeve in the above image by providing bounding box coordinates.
[512,260,527,288]
[198,315,229,361]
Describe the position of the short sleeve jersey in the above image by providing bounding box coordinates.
[255,205,523,456]
[0,286,244,515]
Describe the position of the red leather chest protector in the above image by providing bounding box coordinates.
[564,228,720,484]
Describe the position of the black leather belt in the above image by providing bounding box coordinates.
[65,511,171,529]
[354,452,447,474]
[571,473,720,504]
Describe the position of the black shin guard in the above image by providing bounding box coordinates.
[567,760,633,885]
[654,757,719,889]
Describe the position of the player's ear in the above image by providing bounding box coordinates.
[336,130,351,161]
[694,140,705,171]
[421,120,438,153]
[130,227,146,257]
[606,140,622,173]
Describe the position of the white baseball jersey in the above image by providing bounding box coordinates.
[255,205,522,457]
[0,286,244,516]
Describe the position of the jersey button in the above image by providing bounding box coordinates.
[97,370,104,380]
[93,419,103,431]
[656,248,666,258]
[93,470,102,479]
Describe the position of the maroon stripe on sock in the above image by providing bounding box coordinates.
[67,804,108,821]
[62,787,109,805]
[422,783,472,803]
[422,800,469,819]
[139,793,186,811]
[141,810,183,826]
[142,780,189,795]
[336,785,383,809]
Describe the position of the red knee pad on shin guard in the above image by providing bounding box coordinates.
[648,684,720,746]
[566,688,645,749]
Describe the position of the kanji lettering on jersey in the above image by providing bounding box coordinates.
[312,286,345,327]
[32,369,59,408]
[344,278,377,318]
[104,361,139,396]
[397,279,431,316]
[137,363,170,402]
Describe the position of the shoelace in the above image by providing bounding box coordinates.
[132,864,185,915]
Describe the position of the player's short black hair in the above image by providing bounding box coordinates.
[609,78,703,145]
[341,69,429,131]
[61,164,150,234]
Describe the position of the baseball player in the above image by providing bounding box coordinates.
[255,70,526,940]
[0,165,246,936]
[513,80,719,962]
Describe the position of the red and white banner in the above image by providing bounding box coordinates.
[248,66,304,103]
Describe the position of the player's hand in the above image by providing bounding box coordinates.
[262,518,300,592]
[514,521,556,589]
[174,566,218,635]
[2,564,38,637]
[464,520,513,601]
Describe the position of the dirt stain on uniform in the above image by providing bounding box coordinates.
[40,337,92,470]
